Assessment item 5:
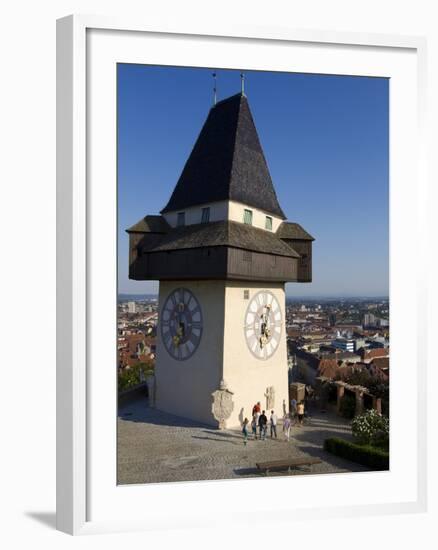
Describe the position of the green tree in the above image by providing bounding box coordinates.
[118,360,155,392]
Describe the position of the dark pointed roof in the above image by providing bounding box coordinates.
[161,93,286,219]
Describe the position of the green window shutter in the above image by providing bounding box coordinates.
[201,207,210,223]
[265,216,273,230]
[243,209,253,225]
[177,212,185,226]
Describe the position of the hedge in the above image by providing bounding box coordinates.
[324,437,389,471]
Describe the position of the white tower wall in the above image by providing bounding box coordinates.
[222,282,289,428]
[155,279,289,429]
[155,280,226,426]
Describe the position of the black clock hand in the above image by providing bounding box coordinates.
[266,307,271,331]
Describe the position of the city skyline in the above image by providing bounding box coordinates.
[118,292,389,300]
[118,65,389,297]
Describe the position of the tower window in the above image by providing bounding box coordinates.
[265,216,273,231]
[201,207,210,223]
[243,209,253,225]
[177,212,185,227]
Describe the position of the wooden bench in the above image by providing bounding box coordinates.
[256,457,322,475]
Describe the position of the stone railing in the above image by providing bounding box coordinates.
[314,376,382,416]
[334,380,382,415]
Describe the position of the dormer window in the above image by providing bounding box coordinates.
[177,212,185,227]
[243,209,253,225]
[265,216,273,231]
[201,207,210,223]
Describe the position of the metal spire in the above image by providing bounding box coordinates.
[240,72,245,96]
[212,72,217,106]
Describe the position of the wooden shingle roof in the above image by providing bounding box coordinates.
[277,222,315,241]
[127,215,170,233]
[161,93,286,219]
[145,220,300,258]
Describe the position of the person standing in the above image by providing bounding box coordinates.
[259,410,268,440]
[270,410,278,438]
[252,401,261,416]
[242,417,249,445]
[251,414,258,440]
[283,414,292,441]
[297,401,305,426]
[290,397,297,423]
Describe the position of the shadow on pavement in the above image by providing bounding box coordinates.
[295,444,369,473]
[291,428,354,448]
[118,398,213,429]
[202,429,242,440]
[191,435,238,445]
[233,467,261,477]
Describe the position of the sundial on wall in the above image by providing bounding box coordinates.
[244,290,282,360]
[160,288,203,361]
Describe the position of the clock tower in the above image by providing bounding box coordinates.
[127,91,314,428]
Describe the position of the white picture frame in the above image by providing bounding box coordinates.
[56,15,428,535]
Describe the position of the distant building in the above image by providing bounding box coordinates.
[295,349,362,386]
[358,347,389,364]
[354,338,367,351]
[331,337,355,353]
[118,332,156,368]
[367,335,389,348]
[363,312,389,329]
[368,340,385,349]
[363,313,376,327]
[336,323,362,332]
[128,301,137,314]
[370,356,390,378]
[327,351,361,363]
[329,313,337,327]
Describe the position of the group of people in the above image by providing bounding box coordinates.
[241,402,274,445]
[241,399,306,445]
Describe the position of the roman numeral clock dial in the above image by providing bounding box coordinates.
[244,291,282,360]
[160,288,203,361]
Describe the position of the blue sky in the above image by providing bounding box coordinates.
[118,65,389,297]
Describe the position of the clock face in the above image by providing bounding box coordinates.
[244,290,282,360]
[160,288,203,361]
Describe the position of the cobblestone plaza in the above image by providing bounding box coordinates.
[117,398,367,485]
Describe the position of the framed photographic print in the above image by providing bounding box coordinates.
[57,15,427,535]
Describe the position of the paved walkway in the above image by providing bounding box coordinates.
[117,399,367,485]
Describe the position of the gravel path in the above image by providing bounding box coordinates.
[117,398,367,485]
